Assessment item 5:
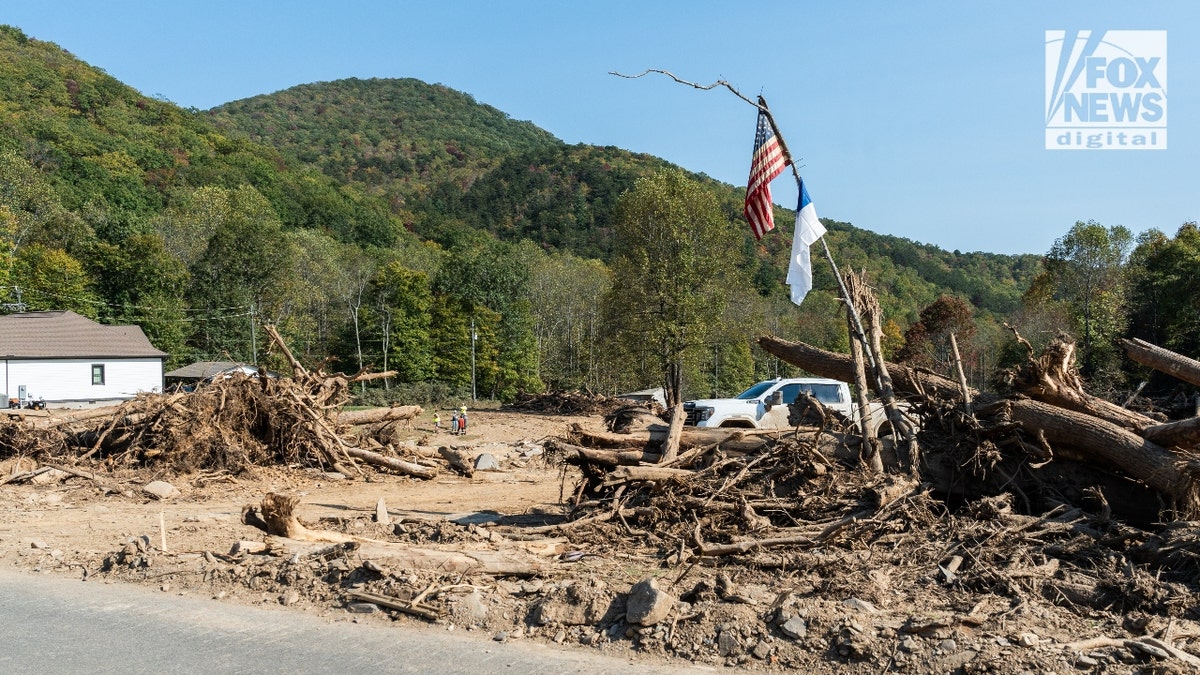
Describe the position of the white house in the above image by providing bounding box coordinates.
[0,311,166,409]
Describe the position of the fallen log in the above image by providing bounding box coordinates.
[1142,416,1200,449]
[761,333,1161,438]
[1121,337,1200,388]
[32,405,124,429]
[337,405,423,426]
[343,446,437,479]
[988,398,1199,509]
[608,465,694,482]
[353,541,544,577]
[568,424,766,454]
[243,493,357,543]
[438,445,475,477]
[1009,337,1154,431]
[550,439,661,466]
[243,495,545,578]
[346,590,441,621]
[758,334,964,401]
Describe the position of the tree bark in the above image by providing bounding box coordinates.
[568,424,767,454]
[342,446,437,479]
[337,405,423,426]
[1010,338,1155,431]
[848,312,881,472]
[438,445,475,477]
[1121,337,1200,387]
[550,439,662,465]
[988,398,1198,506]
[658,401,685,464]
[1142,416,1200,449]
[757,334,964,400]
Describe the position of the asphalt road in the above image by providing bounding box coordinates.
[0,568,703,674]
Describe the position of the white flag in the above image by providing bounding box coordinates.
[786,178,826,305]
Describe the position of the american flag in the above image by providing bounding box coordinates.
[744,110,788,240]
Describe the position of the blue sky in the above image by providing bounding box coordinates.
[3,1,1197,256]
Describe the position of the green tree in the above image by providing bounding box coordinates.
[367,261,434,383]
[1032,221,1132,379]
[526,249,611,391]
[187,185,294,361]
[86,234,190,360]
[602,169,738,407]
[896,294,976,375]
[432,238,541,400]
[10,243,99,317]
[1127,223,1200,360]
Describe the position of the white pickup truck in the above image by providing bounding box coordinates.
[683,377,894,433]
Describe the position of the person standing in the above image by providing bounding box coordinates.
[433,411,442,432]
[457,407,467,435]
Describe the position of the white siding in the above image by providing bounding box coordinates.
[2,358,163,407]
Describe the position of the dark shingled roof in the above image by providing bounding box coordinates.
[164,361,253,379]
[0,311,167,359]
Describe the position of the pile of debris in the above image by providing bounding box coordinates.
[1,325,429,481]
[525,330,1200,669]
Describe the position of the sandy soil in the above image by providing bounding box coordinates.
[2,408,1198,673]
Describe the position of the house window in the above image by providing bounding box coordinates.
[92,364,105,385]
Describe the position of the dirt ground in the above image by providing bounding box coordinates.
[2,408,1198,674]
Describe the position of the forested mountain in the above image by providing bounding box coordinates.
[1,24,1059,403]
[205,78,559,200]
[212,78,1041,319]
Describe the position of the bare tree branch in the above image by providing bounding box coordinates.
[609,69,763,110]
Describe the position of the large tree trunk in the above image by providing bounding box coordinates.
[337,405,422,426]
[1121,337,1200,388]
[759,334,1154,431]
[991,398,1199,507]
[567,424,767,454]
[757,335,964,400]
[1142,416,1200,449]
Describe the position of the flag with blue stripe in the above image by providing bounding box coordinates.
[786,179,826,305]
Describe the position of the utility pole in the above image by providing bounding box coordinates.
[470,318,478,402]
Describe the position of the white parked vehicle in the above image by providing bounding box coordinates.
[683,377,897,434]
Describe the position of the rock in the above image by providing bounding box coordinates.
[553,629,566,644]
[625,578,676,626]
[142,480,178,500]
[1017,632,1040,647]
[842,597,878,613]
[346,602,379,614]
[900,636,921,652]
[493,631,508,642]
[718,630,742,657]
[780,617,808,640]
[473,453,501,471]
[374,497,390,525]
[752,640,771,659]
[29,540,48,549]
[280,592,300,606]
